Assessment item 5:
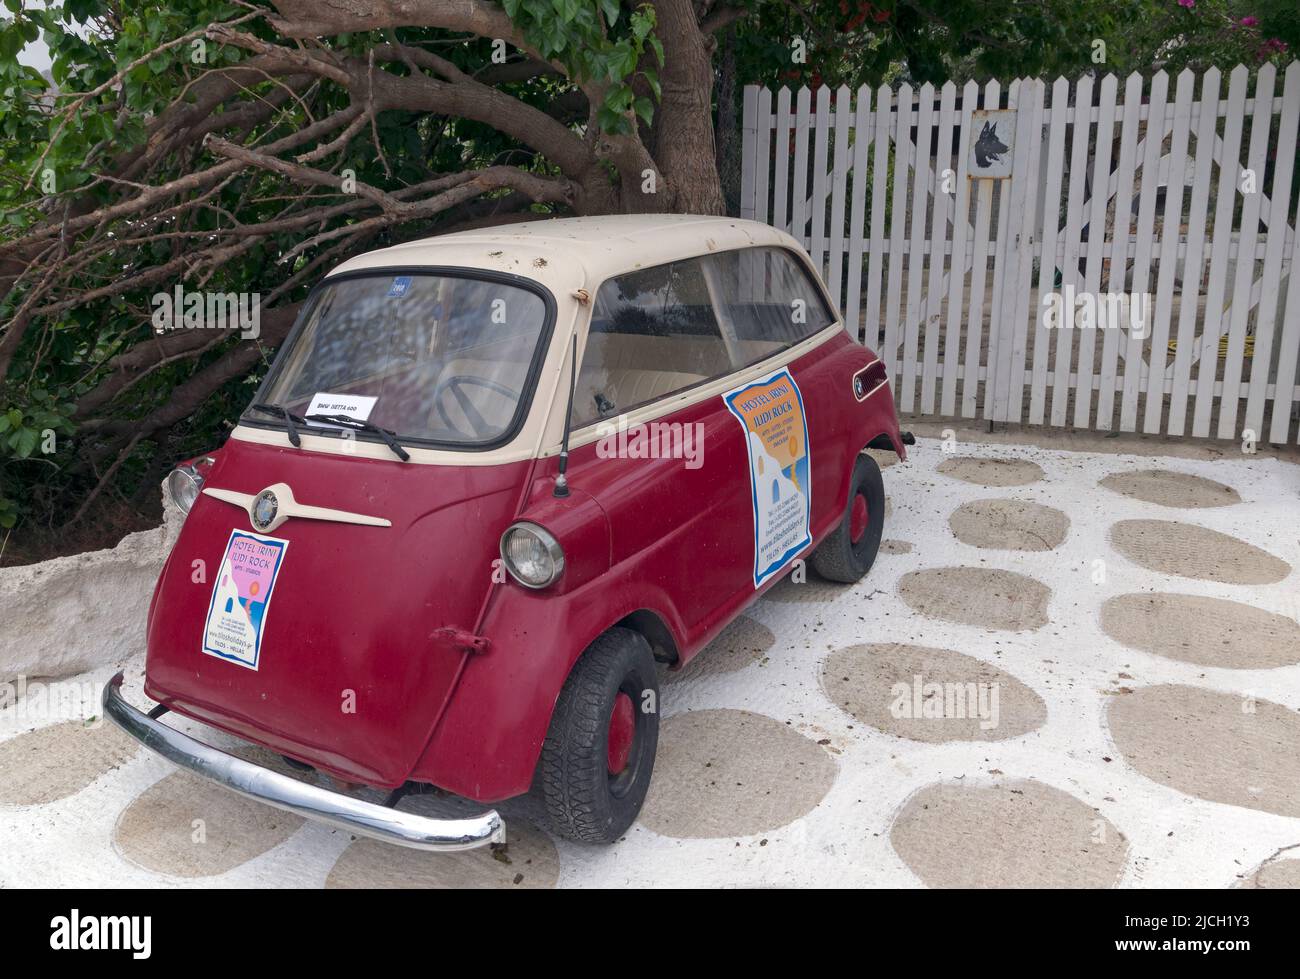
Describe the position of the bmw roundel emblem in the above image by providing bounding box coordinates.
[252,490,279,531]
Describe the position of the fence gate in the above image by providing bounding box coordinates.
[740,64,1300,443]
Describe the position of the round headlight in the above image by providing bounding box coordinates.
[500,522,564,589]
[166,465,203,515]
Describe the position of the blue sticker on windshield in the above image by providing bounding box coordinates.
[387,276,412,298]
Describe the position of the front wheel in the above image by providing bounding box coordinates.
[538,628,659,844]
[811,452,886,583]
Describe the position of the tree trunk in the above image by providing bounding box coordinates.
[649,0,725,215]
[715,26,739,217]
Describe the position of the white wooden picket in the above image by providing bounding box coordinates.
[740,63,1300,443]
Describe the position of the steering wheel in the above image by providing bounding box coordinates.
[433,374,520,440]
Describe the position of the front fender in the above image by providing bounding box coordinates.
[409,568,686,802]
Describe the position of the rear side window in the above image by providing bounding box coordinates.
[571,247,837,428]
[706,247,835,346]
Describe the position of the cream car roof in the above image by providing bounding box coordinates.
[231,215,839,466]
[328,214,803,292]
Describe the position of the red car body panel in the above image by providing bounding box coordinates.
[145,324,901,799]
[145,445,531,786]
[411,329,902,800]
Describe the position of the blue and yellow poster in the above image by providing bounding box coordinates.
[723,368,812,588]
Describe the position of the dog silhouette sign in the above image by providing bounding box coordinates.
[968,109,1015,179]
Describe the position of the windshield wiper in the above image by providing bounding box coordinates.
[304,413,411,462]
[250,402,306,447]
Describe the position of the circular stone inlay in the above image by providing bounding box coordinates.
[890,780,1127,888]
[113,748,310,877]
[1242,852,1300,889]
[327,821,559,889]
[949,499,1069,551]
[1101,593,1300,669]
[823,643,1046,743]
[880,539,913,555]
[666,615,775,682]
[1109,520,1290,585]
[937,456,1044,487]
[1099,469,1240,509]
[1108,685,1300,818]
[898,567,1050,632]
[0,720,137,806]
[638,709,837,839]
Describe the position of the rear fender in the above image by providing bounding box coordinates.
[823,344,904,533]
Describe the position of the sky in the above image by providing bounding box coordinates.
[19,35,55,73]
[12,2,92,75]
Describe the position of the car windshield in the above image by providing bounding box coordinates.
[246,272,551,446]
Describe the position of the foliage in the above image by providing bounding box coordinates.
[728,0,1296,89]
[0,0,687,544]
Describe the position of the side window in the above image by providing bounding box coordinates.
[570,247,836,430]
[704,247,836,361]
[572,257,731,428]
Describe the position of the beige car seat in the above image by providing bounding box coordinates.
[571,332,731,426]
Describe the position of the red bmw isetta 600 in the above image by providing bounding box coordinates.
[106,215,907,849]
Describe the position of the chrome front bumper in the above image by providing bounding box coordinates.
[103,672,505,852]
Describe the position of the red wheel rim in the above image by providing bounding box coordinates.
[849,493,869,543]
[607,692,635,775]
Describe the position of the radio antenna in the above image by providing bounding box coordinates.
[553,333,577,498]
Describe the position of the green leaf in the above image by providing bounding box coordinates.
[10,426,38,457]
[630,7,655,41]
[604,84,633,113]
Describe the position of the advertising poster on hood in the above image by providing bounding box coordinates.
[202,530,288,670]
[723,367,812,588]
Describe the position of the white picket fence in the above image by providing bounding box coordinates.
[740,64,1300,443]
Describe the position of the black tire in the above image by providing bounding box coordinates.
[538,628,659,844]
[811,452,885,583]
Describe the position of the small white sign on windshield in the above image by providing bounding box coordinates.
[305,392,378,427]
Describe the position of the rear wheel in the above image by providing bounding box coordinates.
[538,628,659,844]
[811,452,885,583]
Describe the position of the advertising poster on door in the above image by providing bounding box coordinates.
[723,367,812,588]
[202,530,288,670]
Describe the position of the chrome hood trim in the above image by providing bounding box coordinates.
[202,481,390,532]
